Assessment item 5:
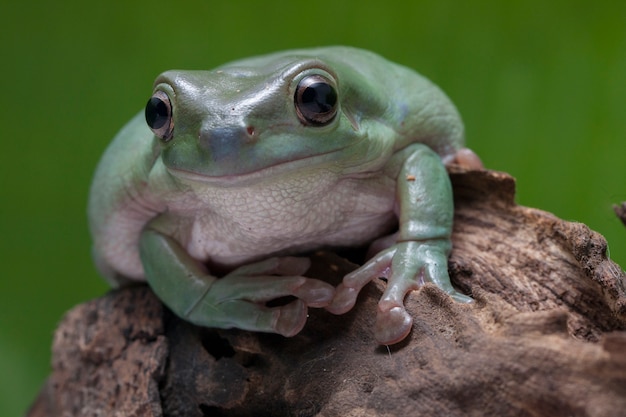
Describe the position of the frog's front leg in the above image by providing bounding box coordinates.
[139,226,335,337]
[328,144,472,344]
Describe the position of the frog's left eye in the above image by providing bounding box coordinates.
[145,90,174,141]
[294,74,338,126]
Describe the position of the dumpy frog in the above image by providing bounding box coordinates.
[88,46,482,344]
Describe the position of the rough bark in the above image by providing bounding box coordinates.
[27,169,626,417]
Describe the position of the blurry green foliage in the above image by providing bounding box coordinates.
[2,1,624,414]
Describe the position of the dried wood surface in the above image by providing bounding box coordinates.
[27,169,626,417]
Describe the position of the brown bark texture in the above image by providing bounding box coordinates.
[27,169,626,417]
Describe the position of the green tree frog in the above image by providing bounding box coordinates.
[88,46,482,345]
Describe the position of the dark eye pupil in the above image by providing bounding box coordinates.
[295,74,338,126]
[145,97,169,129]
[145,90,174,141]
[300,82,337,114]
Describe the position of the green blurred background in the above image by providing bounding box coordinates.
[2,0,625,414]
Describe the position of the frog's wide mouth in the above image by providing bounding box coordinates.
[165,144,362,185]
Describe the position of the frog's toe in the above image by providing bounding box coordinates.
[293,279,335,308]
[444,147,484,170]
[325,283,359,314]
[187,298,309,337]
[374,306,413,345]
[233,256,311,277]
[273,299,308,337]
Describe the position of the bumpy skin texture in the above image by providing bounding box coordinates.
[88,46,480,344]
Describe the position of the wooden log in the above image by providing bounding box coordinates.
[27,169,626,417]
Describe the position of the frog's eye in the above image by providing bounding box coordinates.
[145,90,174,141]
[294,74,338,126]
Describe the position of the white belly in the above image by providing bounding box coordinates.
[176,171,397,268]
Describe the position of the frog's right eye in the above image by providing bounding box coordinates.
[145,90,174,141]
[294,74,338,126]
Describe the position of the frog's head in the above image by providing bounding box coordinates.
[145,47,463,181]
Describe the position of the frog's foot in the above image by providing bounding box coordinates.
[186,257,335,337]
[327,247,415,344]
[327,242,472,344]
[443,147,484,170]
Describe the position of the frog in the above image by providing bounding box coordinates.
[88,46,482,345]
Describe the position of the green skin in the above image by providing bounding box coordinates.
[88,46,482,345]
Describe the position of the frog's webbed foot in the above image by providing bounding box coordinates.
[140,228,334,337]
[184,257,335,337]
[327,241,471,344]
[186,257,334,337]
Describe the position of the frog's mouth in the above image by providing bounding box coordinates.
[165,139,375,186]
[165,151,340,185]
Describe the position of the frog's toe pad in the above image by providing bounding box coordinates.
[325,283,359,315]
[274,300,308,337]
[374,306,413,345]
